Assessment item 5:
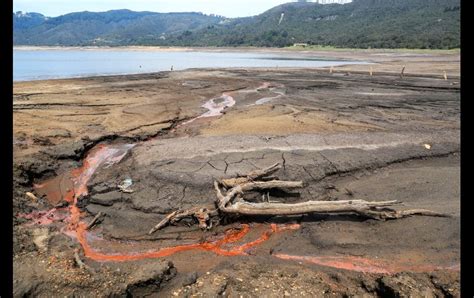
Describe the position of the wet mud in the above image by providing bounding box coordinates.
[13,57,460,297]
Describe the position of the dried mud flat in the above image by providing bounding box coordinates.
[13,50,460,297]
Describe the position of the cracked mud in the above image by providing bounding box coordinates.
[13,50,460,297]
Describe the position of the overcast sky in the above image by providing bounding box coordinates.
[13,0,295,18]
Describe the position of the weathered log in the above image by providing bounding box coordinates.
[214,180,447,219]
[215,180,304,209]
[356,208,448,220]
[217,199,397,215]
[216,197,447,219]
[221,163,282,188]
[149,163,448,234]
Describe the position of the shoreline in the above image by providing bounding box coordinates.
[13,65,368,83]
[13,65,460,84]
[13,47,460,83]
[13,45,460,54]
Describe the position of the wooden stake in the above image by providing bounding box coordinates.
[400,65,406,78]
[443,71,448,80]
[369,67,373,76]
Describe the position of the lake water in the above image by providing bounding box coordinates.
[13,48,368,81]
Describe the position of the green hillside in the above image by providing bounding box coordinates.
[14,10,224,46]
[14,0,460,49]
[165,0,460,49]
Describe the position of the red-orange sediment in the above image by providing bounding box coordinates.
[20,141,458,273]
[74,222,301,262]
[274,254,460,274]
[23,140,302,262]
[18,207,69,226]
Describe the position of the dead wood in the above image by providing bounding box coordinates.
[214,180,303,209]
[149,205,218,235]
[149,162,448,234]
[221,163,282,188]
[215,199,446,219]
[86,212,104,230]
[355,208,448,220]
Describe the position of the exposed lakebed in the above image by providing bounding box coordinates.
[13,66,460,296]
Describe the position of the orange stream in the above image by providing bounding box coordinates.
[274,254,460,274]
[74,222,300,262]
[28,141,302,262]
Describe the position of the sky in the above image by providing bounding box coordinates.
[13,0,296,18]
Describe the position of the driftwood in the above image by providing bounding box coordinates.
[220,163,282,188]
[148,163,448,234]
[148,206,218,234]
[86,212,104,230]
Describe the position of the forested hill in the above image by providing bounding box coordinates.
[14,0,460,49]
[13,10,224,46]
[172,0,460,49]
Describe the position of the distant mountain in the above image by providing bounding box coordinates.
[13,11,48,30]
[13,9,224,46]
[13,0,460,49]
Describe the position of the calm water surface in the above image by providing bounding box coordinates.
[14,49,368,81]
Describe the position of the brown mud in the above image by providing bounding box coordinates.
[13,50,460,297]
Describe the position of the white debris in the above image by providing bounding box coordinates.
[118,178,134,193]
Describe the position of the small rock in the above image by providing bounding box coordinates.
[25,192,38,202]
[182,272,198,286]
[32,228,50,252]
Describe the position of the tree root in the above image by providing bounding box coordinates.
[149,205,218,235]
[149,163,449,234]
